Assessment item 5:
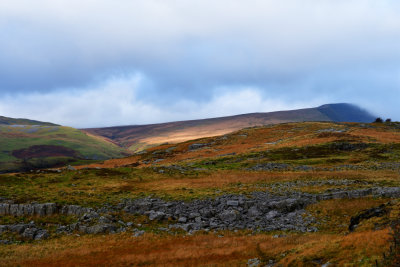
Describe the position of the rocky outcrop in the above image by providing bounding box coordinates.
[188,143,211,151]
[0,222,49,240]
[0,203,94,217]
[0,203,57,217]
[55,213,126,235]
[121,187,400,233]
[1,187,400,239]
[60,205,94,216]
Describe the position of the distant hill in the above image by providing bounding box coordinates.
[84,103,376,152]
[0,116,58,126]
[317,103,375,123]
[0,124,129,173]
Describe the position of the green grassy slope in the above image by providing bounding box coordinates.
[0,125,129,172]
[0,116,58,126]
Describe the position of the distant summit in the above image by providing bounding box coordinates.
[84,103,377,152]
[0,116,59,126]
[317,103,375,123]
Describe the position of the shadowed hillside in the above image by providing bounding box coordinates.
[317,103,375,122]
[84,103,375,152]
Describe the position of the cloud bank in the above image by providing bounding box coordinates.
[0,74,325,128]
[0,0,399,126]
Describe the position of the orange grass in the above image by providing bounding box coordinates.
[76,155,141,169]
[77,169,400,200]
[351,128,400,143]
[280,229,390,266]
[133,170,399,192]
[307,198,390,233]
[76,122,400,170]
[0,230,391,267]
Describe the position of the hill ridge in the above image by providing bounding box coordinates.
[0,115,59,126]
[84,103,376,152]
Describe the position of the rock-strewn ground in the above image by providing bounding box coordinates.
[1,186,399,244]
[248,162,400,172]
[2,122,400,266]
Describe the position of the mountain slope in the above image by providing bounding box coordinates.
[0,124,129,173]
[317,103,375,122]
[84,103,375,152]
[79,120,400,170]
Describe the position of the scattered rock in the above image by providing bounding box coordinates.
[133,229,145,237]
[247,258,261,267]
[178,217,187,223]
[227,200,239,207]
[66,165,76,171]
[219,210,237,222]
[265,210,279,220]
[247,206,261,218]
[86,224,116,234]
[188,143,210,151]
[9,224,28,234]
[189,212,200,219]
[34,230,49,240]
[21,227,38,239]
[148,211,165,221]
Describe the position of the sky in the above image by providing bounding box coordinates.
[0,0,399,128]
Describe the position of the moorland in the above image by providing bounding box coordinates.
[1,119,400,266]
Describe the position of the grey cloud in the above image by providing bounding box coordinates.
[0,0,399,124]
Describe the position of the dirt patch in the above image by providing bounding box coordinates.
[12,145,81,159]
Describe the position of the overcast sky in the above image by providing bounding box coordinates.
[0,0,399,127]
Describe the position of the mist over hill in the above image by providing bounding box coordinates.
[317,103,375,123]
